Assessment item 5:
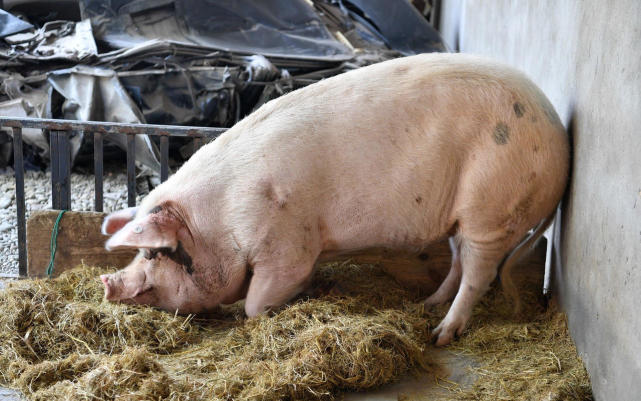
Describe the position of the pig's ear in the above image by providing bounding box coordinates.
[102,207,139,235]
[104,211,180,251]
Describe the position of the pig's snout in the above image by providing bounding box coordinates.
[101,274,116,300]
[100,269,151,303]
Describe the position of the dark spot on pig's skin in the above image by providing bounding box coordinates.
[144,248,170,260]
[148,205,162,214]
[533,145,540,153]
[513,102,525,118]
[193,262,229,292]
[418,252,429,261]
[262,183,275,200]
[534,90,563,126]
[542,102,562,126]
[262,181,287,209]
[493,122,510,145]
[166,241,194,275]
[415,196,423,204]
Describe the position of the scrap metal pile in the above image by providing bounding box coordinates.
[0,0,445,174]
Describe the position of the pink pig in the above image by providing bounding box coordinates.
[101,53,569,345]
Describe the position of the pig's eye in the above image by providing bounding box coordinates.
[143,248,173,260]
[143,249,155,260]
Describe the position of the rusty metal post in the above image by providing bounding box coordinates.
[127,134,136,207]
[50,130,60,209]
[59,130,71,210]
[93,132,104,212]
[160,135,169,183]
[12,127,27,277]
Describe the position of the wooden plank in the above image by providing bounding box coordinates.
[26,209,453,290]
[27,210,137,278]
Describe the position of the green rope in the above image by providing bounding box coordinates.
[46,210,67,278]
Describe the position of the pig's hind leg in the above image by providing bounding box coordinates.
[431,239,506,346]
[423,236,462,305]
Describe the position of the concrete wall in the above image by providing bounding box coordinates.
[439,1,641,400]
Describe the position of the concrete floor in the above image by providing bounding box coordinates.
[0,388,21,401]
[344,349,477,400]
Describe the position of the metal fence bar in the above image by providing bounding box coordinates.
[127,134,136,207]
[12,127,27,277]
[59,131,71,210]
[160,135,169,183]
[93,132,104,212]
[50,130,60,209]
[0,116,226,138]
[0,117,228,277]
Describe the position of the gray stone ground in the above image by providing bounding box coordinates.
[0,168,140,276]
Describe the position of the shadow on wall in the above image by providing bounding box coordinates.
[552,107,575,303]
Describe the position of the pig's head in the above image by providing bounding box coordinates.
[100,204,247,313]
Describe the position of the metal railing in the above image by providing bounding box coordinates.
[0,116,227,277]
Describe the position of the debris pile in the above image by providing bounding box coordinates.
[0,0,445,172]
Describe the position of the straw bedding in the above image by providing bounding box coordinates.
[0,259,592,400]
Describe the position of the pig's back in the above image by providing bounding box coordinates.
[174,53,569,253]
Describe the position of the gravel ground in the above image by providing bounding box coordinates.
[0,167,144,276]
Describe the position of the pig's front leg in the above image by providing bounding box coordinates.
[244,261,315,317]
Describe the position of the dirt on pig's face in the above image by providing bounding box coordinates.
[101,248,204,313]
[100,204,247,314]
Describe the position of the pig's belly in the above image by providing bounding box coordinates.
[315,184,453,254]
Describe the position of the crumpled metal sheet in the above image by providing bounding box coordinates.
[118,66,242,127]
[47,66,160,174]
[3,19,97,61]
[0,9,33,38]
[0,98,49,153]
[342,0,446,54]
[0,0,446,171]
[0,73,51,156]
[80,0,354,62]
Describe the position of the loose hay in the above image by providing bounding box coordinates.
[0,261,592,400]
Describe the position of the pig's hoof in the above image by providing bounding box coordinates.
[431,317,466,346]
[100,274,113,300]
[431,323,454,346]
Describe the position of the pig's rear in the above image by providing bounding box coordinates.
[202,54,569,257]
